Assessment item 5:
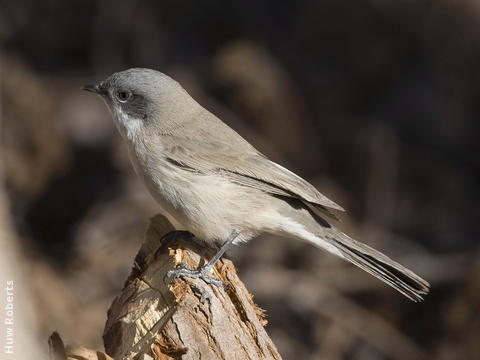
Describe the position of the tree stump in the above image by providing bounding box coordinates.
[103,214,282,360]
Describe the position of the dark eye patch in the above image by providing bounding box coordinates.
[119,91,149,120]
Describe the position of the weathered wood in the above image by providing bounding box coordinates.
[48,331,115,360]
[103,214,282,360]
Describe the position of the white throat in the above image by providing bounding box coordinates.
[115,107,143,141]
[103,98,143,141]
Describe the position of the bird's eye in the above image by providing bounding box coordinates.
[116,91,131,102]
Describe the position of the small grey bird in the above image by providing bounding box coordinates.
[82,68,429,301]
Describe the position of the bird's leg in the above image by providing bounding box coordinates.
[164,230,240,288]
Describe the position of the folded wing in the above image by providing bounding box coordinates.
[162,135,344,212]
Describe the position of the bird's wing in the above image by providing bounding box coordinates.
[162,135,344,212]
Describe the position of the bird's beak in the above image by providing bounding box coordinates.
[81,84,100,93]
[81,83,106,95]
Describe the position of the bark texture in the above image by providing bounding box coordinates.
[48,331,115,360]
[103,214,282,360]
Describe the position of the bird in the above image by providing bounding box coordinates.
[82,68,429,301]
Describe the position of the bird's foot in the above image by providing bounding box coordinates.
[165,263,226,289]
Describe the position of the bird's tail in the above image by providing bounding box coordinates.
[308,227,430,302]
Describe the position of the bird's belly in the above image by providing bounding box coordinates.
[146,169,273,244]
[127,145,278,244]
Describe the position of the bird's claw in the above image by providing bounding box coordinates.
[164,262,226,289]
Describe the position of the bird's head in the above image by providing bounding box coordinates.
[82,68,192,140]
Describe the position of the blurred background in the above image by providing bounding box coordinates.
[0,0,479,359]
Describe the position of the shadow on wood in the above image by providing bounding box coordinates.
[49,214,281,360]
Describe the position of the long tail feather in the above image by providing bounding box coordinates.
[317,228,430,302]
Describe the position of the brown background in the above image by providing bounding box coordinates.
[0,0,479,359]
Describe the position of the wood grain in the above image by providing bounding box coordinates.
[102,214,281,360]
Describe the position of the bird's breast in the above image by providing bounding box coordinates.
[127,141,275,243]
